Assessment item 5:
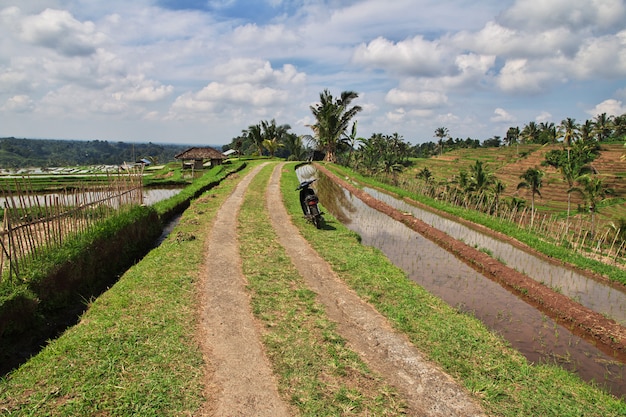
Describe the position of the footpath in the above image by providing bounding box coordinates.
[198,162,485,416]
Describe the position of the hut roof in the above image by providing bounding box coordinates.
[175,147,225,160]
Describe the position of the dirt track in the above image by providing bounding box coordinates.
[197,162,486,416]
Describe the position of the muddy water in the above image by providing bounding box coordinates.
[300,168,626,398]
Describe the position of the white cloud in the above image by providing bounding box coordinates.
[231,23,299,46]
[213,59,306,85]
[352,36,455,77]
[453,22,579,59]
[1,95,34,112]
[572,32,626,78]
[0,70,33,94]
[0,0,625,144]
[535,111,553,123]
[499,0,626,32]
[586,99,626,117]
[496,59,560,93]
[169,81,290,120]
[491,108,516,123]
[112,76,174,102]
[19,8,107,56]
[39,85,130,116]
[385,88,447,108]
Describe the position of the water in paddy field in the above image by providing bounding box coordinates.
[365,187,626,326]
[296,165,626,398]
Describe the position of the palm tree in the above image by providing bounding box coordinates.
[521,122,540,144]
[245,123,264,156]
[593,113,613,142]
[580,119,594,143]
[262,137,284,158]
[539,122,557,144]
[569,174,613,237]
[505,126,520,146]
[309,89,362,163]
[434,127,449,156]
[468,160,494,193]
[283,133,306,161]
[612,113,626,139]
[416,167,434,183]
[261,119,291,147]
[517,167,544,227]
[558,118,579,146]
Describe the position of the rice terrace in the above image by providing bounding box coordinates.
[0,134,625,416]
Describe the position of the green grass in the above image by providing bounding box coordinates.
[0,163,256,416]
[280,162,626,417]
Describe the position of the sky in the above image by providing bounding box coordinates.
[1,0,625,146]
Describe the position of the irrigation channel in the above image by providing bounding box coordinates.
[296,164,626,398]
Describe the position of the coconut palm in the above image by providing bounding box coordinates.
[283,133,307,161]
[309,89,362,163]
[521,122,540,144]
[612,113,626,139]
[261,119,290,146]
[416,167,432,180]
[517,167,544,227]
[505,126,520,147]
[593,113,613,142]
[580,119,594,143]
[262,137,284,158]
[434,127,449,156]
[558,118,579,146]
[468,160,494,193]
[245,123,264,156]
[539,122,557,144]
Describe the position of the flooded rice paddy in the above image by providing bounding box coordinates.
[298,166,626,398]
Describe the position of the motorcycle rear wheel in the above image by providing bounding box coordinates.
[309,206,322,229]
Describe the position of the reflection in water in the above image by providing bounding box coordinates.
[366,188,626,326]
[299,166,626,398]
[142,187,184,205]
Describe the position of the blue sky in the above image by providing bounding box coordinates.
[1,0,625,146]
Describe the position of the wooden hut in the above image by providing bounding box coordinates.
[174,147,226,170]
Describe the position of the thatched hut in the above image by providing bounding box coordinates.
[174,147,226,170]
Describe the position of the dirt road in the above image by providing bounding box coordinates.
[198,162,486,416]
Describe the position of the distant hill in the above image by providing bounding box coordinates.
[408,143,626,226]
[0,137,193,168]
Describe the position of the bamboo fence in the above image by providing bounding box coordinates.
[403,178,625,267]
[0,167,144,283]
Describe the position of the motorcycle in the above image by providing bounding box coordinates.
[296,179,323,229]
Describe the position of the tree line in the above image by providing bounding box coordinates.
[224,88,625,251]
[0,138,189,169]
[227,90,626,165]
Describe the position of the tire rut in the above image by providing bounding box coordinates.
[198,163,291,417]
[266,163,486,417]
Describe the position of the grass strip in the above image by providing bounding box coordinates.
[280,162,626,417]
[326,163,626,285]
[238,163,407,416]
[0,164,255,416]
